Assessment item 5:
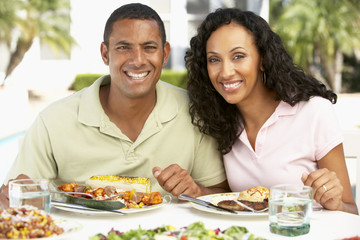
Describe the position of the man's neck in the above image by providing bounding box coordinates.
[99,84,157,141]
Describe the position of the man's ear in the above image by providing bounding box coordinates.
[100,42,109,65]
[162,42,171,66]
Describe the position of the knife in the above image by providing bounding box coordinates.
[51,200,126,215]
[178,194,237,214]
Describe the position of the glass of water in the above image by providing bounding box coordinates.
[9,179,51,212]
[269,184,313,237]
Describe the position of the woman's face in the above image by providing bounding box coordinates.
[206,22,263,106]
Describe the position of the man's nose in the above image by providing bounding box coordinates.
[130,48,146,67]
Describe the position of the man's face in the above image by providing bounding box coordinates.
[101,18,170,100]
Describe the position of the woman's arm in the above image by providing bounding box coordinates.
[302,144,358,215]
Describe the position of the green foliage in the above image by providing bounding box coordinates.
[159,69,188,89]
[1,0,76,85]
[270,0,360,92]
[71,70,188,91]
[70,73,104,91]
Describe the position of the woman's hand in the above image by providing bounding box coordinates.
[301,168,343,210]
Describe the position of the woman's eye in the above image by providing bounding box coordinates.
[234,54,245,60]
[208,57,219,63]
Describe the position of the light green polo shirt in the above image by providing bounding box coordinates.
[6,75,226,195]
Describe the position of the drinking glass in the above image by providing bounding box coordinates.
[269,184,313,237]
[9,179,51,212]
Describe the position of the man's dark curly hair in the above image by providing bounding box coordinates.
[103,3,166,47]
[185,8,337,155]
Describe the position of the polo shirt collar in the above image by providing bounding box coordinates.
[263,100,298,128]
[275,100,298,117]
[78,76,178,128]
[78,75,109,127]
[154,81,178,123]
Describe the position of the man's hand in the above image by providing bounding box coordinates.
[0,174,30,209]
[153,164,203,197]
[153,164,229,198]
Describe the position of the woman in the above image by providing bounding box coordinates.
[185,8,358,214]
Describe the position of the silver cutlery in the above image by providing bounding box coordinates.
[178,194,237,214]
[52,191,124,201]
[233,199,268,213]
[51,200,126,215]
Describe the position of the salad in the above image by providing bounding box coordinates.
[89,221,265,240]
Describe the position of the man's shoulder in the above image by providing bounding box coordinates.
[158,80,187,93]
[157,80,188,102]
[39,90,82,117]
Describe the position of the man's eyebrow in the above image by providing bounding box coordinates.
[115,41,130,46]
[114,41,159,46]
[142,40,159,46]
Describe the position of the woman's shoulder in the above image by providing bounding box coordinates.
[298,96,334,112]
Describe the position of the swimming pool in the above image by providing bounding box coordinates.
[0,131,25,184]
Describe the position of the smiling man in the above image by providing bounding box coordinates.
[0,3,229,208]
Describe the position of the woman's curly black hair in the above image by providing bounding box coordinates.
[185,8,337,155]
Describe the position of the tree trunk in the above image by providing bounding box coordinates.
[333,50,343,93]
[2,37,34,86]
[321,48,344,93]
[309,47,330,88]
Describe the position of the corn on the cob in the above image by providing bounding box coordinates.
[85,175,151,193]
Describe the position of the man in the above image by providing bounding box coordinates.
[0,3,228,208]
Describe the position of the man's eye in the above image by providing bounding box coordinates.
[117,46,128,50]
[145,46,157,50]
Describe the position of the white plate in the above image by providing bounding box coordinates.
[0,219,82,240]
[190,192,268,216]
[52,197,169,215]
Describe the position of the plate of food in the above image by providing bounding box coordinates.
[0,205,82,239]
[89,221,265,240]
[190,186,269,216]
[52,175,169,215]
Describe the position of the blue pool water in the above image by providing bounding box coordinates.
[0,131,25,184]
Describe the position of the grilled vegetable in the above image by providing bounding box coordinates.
[65,194,125,211]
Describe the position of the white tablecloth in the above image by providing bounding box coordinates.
[50,199,360,240]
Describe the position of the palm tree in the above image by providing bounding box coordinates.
[270,0,360,93]
[1,0,76,86]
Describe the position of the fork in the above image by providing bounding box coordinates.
[52,191,124,201]
[233,200,268,213]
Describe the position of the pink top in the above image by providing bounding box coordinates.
[224,96,343,192]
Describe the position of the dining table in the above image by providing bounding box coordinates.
[49,196,360,240]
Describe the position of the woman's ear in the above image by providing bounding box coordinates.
[259,58,265,72]
[100,42,109,65]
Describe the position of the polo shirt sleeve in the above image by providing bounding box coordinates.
[5,114,58,182]
[312,98,343,160]
[190,133,227,187]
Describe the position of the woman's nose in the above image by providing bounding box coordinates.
[221,61,235,79]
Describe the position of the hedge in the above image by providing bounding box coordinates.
[70,70,187,91]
